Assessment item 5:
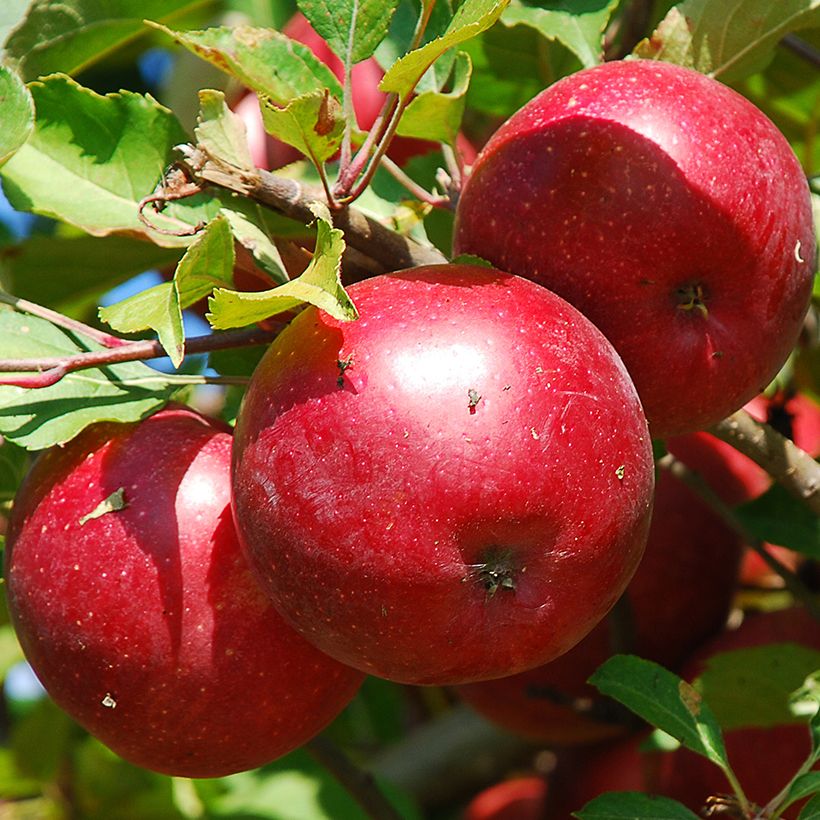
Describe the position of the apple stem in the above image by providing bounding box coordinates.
[305,735,404,820]
[709,409,820,517]
[656,453,820,623]
[379,155,452,208]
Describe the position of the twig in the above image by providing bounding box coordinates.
[179,145,447,272]
[709,409,820,517]
[781,34,820,70]
[657,452,820,622]
[305,735,403,820]
[0,326,283,388]
[0,291,129,349]
[379,155,451,208]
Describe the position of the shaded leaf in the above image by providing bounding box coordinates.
[0,311,174,451]
[381,0,510,98]
[150,23,343,105]
[632,7,694,67]
[0,437,29,503]
[574,792,700,819]
[0,65,33,168]
[782,772,820,814]
[800,793,820,819]
[502,0,619,68]
[195,88,256,172]
[208,202,357,328]
[589,655,729,768]
[299,0,400,64]
[0,75,217,247]
[260,89,345,164]
[396,51,472,145]
[220,207,288,285]
[5,0,217,82]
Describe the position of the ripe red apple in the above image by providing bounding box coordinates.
[453,60,816,438]
[238,13,477,170]
[232,264,655,685]
[455,429,746,745]
[550,608,820,818]
[5,406,363,777]
[463,776,549,820]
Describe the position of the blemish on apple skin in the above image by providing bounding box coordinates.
[712,351,724,359]
[336,356,353,388]
[794,240,805,263]
[468,388,482,413]
[101,693,117,709]
[615,465,625,480]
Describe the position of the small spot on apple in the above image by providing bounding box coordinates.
[101,693,117,709]
[468,388,482,413]
[336,356,353,388]
[615,465,625,480]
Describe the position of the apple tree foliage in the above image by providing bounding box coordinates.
[0,0,818,817]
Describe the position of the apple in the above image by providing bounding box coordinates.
[238,12,477,170]
[550,608,820,818]
[463,776,549,820]
[455,429,747,745]
[232,264,655,685]
[5,406,364,778]
[453,60,816,438]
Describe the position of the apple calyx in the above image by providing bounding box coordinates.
[675,283,709,318]
[472,549,518,599]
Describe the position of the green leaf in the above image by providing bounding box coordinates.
[195,88,256,172]
[502,0,618,68]
[694,643,820,730]
[380,0,510,98]
[298,0,400,64]
[633,0,820,83]
[800,793,820,819]
[0,235,182,321]
[5,0,218,82]
[150,23,344,105]
[0,311,174,451]
[589,655,729,767]
[574,792,700,819]
[0,625,24,681]
[782,772,820,814]
[0,65,33,168]
[0,75,217,248]
[208,202,357,328]
[220,206,288,285]
[260,89,345,164]
[99,216,235,365]
[736,482,820,557]
[396,51,472,146]
[632,7,694,67]
[0,436,29,503]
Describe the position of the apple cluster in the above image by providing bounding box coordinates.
[4,55,816,794]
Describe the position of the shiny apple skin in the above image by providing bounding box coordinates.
[5,406,363,778]
[232,265,654,685]
[453,60,815,438]
[455,429,746,745]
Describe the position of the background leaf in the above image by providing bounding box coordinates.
[298,0,400,65]
[0,66,34,169]
[195,89,256,172]
[0,75,217,247]
[5,0,218,82]
[501,0,619,68]
[574,791,700,819]
[0,311,174,450]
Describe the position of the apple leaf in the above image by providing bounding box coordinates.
[799,794,820,820]
[781,772,820,815]
[573,792,700,819]
[633,0,820,83]
[735,482,820,557]
[298,0,400,65]
[0,625,24,681]
[589,655,729,769]
[0,75,219,248]
[219,206,289,285]
[396,52,472,146]
[260,89,345,165]
[149,23,344,105]
[99,215,235,366]
[380,0,510,98]
[4,0,215,82]
[0,437,29,503]
[0,235,182,320]
[693,643,820,730]
[501,0,619,69]
[0,66,33,168]
[0,311,174,451]
[195,89,255,172]
[208,202,357,328]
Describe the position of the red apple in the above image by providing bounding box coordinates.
[551,608,820,818]
[5,406,363,777]
[455,429,746,745]
[463,776,549,820]
[232,264,655,685]
[453,60,815,438]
